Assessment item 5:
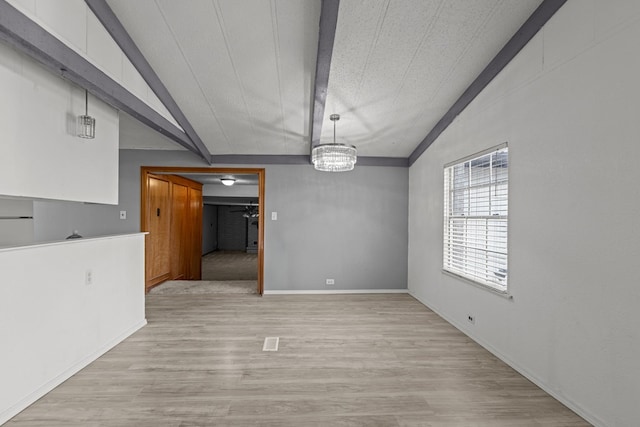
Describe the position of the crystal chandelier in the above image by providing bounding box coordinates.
[312,114,357,172]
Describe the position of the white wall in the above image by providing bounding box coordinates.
[0,40,119,204]
[0,233,146,424]
[408,2,640,426]
[5,0,181,130]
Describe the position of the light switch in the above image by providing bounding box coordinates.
[119,210,127,220]
[271,212,277,221]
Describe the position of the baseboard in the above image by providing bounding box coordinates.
[0,319,147,425]
[408,291,604,427]
[264,289,408,295]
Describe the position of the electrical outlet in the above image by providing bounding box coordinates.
[326,278,335,285]
[119,210,127,220]
[467,314,475,324]
[85,270,93,286]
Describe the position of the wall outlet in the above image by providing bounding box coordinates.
[326,278,335,285]
[85,270,93,286]
[119,210,127,219]
[467,314,475,324]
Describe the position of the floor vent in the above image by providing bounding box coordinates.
[262,337,279,352]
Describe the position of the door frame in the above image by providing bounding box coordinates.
[141,166,266,295]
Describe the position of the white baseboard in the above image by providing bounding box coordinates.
[264,289,409,295]
[407,291,604,427]
[0,319,147,425]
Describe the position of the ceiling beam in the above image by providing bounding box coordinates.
[408,0,567,166]
[309,0,340,159]
[0,0,204,159]
[85,0,212,165]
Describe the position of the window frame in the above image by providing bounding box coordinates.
[442,143,509,295]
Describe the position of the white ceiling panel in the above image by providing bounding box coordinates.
[107,0,320,155]
[106,0,544,159]
[215,0,285,152]
[322,0,544,157]
[274,1,321,154]
[107,0,231,153]
[155,0,257,154]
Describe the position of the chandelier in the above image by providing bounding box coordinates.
[312,114,357,172]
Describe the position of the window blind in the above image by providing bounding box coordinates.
[443,145,508,292]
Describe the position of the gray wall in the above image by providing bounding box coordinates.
[201,204,217,255]
[33,200,122,242]
[34,149,408,291]
[265,163,407,291]
[217,206,247,251]
[247,216,258,253]
[33,150,204,241]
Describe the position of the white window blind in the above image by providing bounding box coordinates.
[443,145,508,292]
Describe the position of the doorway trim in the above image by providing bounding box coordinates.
[141,166,265,295]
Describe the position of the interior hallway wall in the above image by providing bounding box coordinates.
[216,206,247,251]
[201,204,218,255]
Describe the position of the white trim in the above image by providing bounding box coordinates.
[408,291,604,427]
[0,319,147,425]
[444,142,508,168]
[441,270,512,299]
[264,289,409,295]
[0,232,148,253]
[443,146,509,292]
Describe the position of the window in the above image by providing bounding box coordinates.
[443,144,508,292]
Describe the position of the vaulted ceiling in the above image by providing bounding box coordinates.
[107,0,545,160]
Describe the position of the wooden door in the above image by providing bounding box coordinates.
[145,174,171,289]
[187,186,203,280]
[170,182,189,280]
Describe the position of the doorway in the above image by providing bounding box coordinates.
[141,167,265,295]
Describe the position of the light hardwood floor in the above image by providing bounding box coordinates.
[7,294,590,426]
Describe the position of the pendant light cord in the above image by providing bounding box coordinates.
[330,113,340,145]
[85,90,89,116]
[333,116,336,144]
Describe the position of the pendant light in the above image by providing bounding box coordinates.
[312,114,357,172]
[77,89,96,139]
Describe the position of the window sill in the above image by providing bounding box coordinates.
[442,269,513,300]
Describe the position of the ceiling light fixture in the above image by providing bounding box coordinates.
[77,89,96,139]
[312,114,357,172]
[220,178,236,186]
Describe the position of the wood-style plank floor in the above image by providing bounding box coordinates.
[7,294,590,426]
